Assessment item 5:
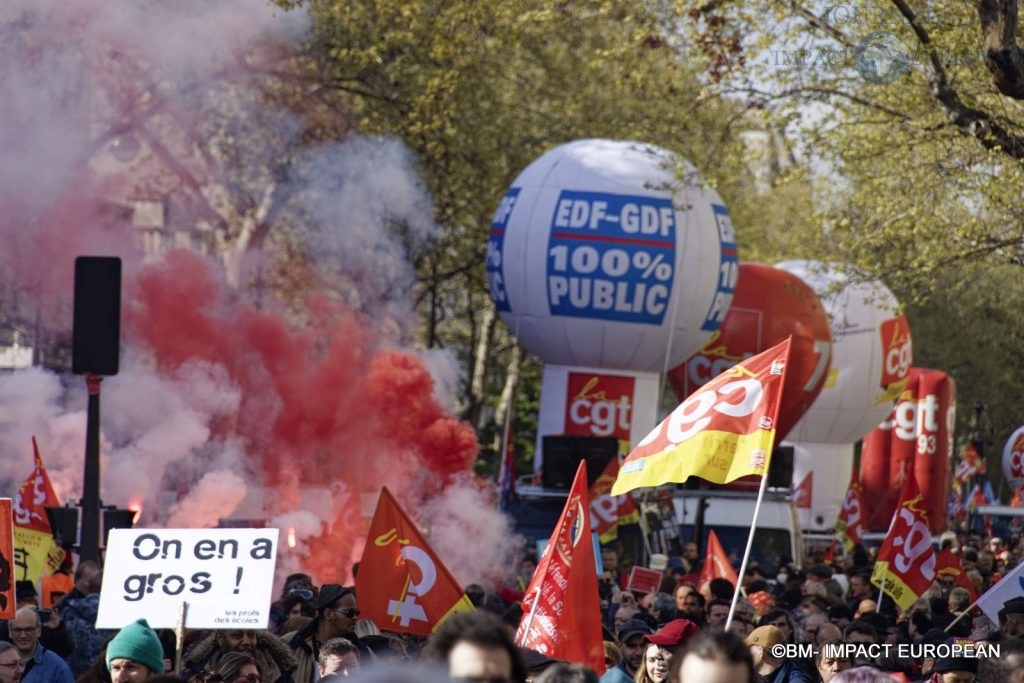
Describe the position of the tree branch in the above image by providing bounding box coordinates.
[976,0,1024,99]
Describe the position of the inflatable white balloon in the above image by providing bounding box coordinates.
[1003,425,1024,492]
[776,260,912,444]
[486,139,738,372]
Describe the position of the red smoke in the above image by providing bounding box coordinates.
[127,250,477,578]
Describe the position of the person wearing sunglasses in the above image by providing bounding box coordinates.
[283,585,369,683]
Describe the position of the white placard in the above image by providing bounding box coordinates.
[96,528,279,629]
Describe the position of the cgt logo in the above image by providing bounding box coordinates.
[564,373,635,441]
[1009,436,1024,478]
[879,315,912,388]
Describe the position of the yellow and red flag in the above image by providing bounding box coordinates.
[698,529,738,592]
[871,473,937,610]
[612,338,792,495]
[355,487,473,637]
[934,547,978,602]
[1,499,15,618]
[516,461,605,674]
[836,473,864,552]
[588,458,638,543]
[13,438,65,583]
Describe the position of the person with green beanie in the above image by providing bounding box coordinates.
[105,619,166,683]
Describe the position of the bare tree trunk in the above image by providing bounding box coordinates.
[977,0,1024,99]
[494,343,522,440]
[465,301,496,426]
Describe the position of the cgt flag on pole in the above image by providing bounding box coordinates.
[871,473,937,610]
[836,473,865,552]
[516,460,605,674]
[13,438,66,583]
[588,457,638,544]
[934,547,978,602]
[355,487,473,637]
[698,529,738,592]
[612,338,792,495]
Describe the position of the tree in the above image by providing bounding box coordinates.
[292,0,814,460]
[671,0,1024,470]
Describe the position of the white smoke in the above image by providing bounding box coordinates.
[418,480,520,587]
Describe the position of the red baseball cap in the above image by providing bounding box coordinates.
[642,619,701,648]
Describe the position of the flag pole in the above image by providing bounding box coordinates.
[944,600,980,633]
[726,469,769,630]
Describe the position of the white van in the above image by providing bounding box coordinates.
[672,489,803,573]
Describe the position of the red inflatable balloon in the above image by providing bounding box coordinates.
[667,262,833,443]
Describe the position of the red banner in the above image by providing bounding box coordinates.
[612,338,792,495]
[934,547,977,602]
[355,488,473,637]
[516,461,604,674]
[863,369,955,534]
[836,475,864,552]
[588,458,638,543]
[0,499,14,619]
[871,473,937,610]
[564,373,635,450]
[698,529,738,591]
[878,315,912,401]
[626,566,663,595]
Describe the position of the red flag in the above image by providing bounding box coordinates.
[871,473,937,610]
[0,499,15,619]
[955,442,984,486]
[588,458,638,543]
[13,438,65,583]
[823,539,837,564]
[14,437,61,532]
[516,461,604,674]
[968,483,988,509]
[836,474,864,552]
[355,488,473,636]
[793,472,813,509]
[612,338,793,495]
[698,529,739,591]
[934,547,978,602]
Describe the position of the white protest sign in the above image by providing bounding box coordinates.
[96,528,279,629]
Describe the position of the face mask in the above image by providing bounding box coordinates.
[778,573,788,584]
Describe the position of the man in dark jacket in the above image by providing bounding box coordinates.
[57,571,114,676]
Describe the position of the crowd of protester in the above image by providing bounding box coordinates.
[2,528,1024,683]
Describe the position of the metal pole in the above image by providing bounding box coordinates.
[80,374,102,563]
[726,471,769,630]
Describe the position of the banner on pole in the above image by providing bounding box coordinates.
[13,439,65,582]
[356,488,473,636]
[836,475,864,551]
[977,559,1024,624]
[871,474,936,610]
[612,338,792,495]
[516,461,605,674]
[96,528,279,629]
[589,458,638,543]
